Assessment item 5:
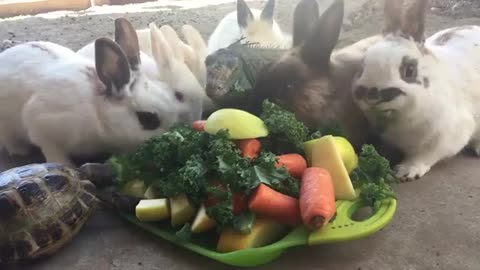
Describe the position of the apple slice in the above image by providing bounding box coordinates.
[135,199,170,222]
[191,204,216,233]
[311,135,357,200]
[204,109,269,139]
[170,194,197,226]
[304,136,358,173]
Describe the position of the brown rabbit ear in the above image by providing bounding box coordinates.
[401,0,430,43]
[292,0,320,47]
[114,17,141,70]
[95,37,131,98]
[383,0,404,35]
[237,0,254,29]
[300,0,344,69]
[260,0,275,24]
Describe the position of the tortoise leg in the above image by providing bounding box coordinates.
[77,163,116,188]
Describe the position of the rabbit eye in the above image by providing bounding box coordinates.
[400,57,419,84]
[175,91,184,103]
[136,111,161,131]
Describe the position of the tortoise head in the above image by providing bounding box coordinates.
[77,163,116,188]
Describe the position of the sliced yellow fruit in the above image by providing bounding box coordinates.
[169,194,197,227]
[144,185,163,199]
[304,136,358,173]
[120,179,146,198]
[204,109,269,139]
[216,217,287,253]
[191,204,216,233]
[311,135,357,200]
[135,199,170,222]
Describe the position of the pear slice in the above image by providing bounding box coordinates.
[311,135,357,200]
[204,109,269,139]
[191,204,216,233]
[135,199,170,222]
[169,194,197,227]
[120,179,146,199]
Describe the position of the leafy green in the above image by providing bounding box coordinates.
[259,100,309,154]
[233,212,256,234]
[350,144,398,211]
[175,223,192,242]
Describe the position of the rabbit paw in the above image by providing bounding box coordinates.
[394,162,431,182]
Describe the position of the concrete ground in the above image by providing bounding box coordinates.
[1,0,480,269]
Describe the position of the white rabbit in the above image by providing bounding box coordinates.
[0,18,181,168]
[351,0,480,181]
[157,24,216,113]
[207,0,292,54]
[77,21,205,123]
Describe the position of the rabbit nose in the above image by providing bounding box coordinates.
[379,87,405,102]
[367,87,379,100]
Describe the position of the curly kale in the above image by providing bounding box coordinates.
[350,144,398,211]
[259,100,309,154]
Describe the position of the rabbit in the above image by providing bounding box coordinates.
[157,24,216,113]
[351,0,480,181]
[77,21,205,125]
[207,0,292,54]
[0,18,181,168]
[245,0,383,151]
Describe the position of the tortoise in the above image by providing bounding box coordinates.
[0,162,138,265]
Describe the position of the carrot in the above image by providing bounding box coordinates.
[299,167,336,230]
[235,139,261,159]
[192,120,206,131]
[248,183,302,227]
[275,154,307,178]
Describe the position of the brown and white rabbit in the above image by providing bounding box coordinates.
[207,0,292,54]
[0,18,180,168]
[351,0,480,180]
[246,0,382,150]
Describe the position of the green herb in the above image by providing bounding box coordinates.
[175,223,192,242]
[233,212,256,234]
[350,144,398,211]
[259,100,309,154]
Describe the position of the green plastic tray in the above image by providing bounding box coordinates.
[118,196,397,267]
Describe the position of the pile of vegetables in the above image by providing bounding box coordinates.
[109,100,397,253]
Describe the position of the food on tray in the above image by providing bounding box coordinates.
[192,204,216,233]
[216,217,288,253]
[136,199,170,222]
[170,194,197,226]
[300,168,336,230]
[204,108,269,139]
[304,136,358,173]
[120,179,147,198]
[310,135,357,200]
[112,100,397,253]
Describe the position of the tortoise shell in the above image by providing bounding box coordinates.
[0,163,97,264]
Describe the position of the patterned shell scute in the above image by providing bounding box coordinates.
[0,163,97,263]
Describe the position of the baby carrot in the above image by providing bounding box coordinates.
[300,167,336,230]
[275,154,307,178]
[235,139,261,159]
[248,183,302,227]
[192,120,206,131]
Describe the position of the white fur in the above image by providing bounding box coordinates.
[353,25,480,180]
[77,25,206,122]
[0,40,179,167]
[207,8,292,54]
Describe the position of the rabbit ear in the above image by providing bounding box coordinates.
[260,0,275,24]
[150,22,175,69]
[237,0,254,29]
[182,25,208,60]
[292,0,319,47]
[94,37,131,98]
[300,0,344,69]
[114,17,141,70]
[160,25,186,63]
[401,0,430,43]
[383,0,404,35]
